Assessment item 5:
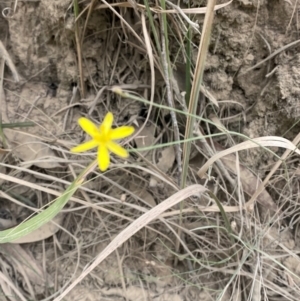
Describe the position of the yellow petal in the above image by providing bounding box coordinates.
[70,140,98,153]
[106,141,128,158]
[110,126,135,140]
[98,144,110,171]
[100,112,113,135]
[78,118,98,137]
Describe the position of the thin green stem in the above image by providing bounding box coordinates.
[185,5,192,105]
[143,0,161,54]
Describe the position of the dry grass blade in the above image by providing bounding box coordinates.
[243,38,300,74]
[200,85,218,107]
[141,14,155,111]
[182,0,216,187]
[0,41,19,82]
[128,14,156,143]
[1,244,53,296]
[73,0,85,97]
[0,44,7,147]
[80,0,97,45]
[178,0,216,265]
[53,184,207,301]
[93,1,232,15]
[101,0,144,45]
[198,136,300,178]
[0,271,26,301]
[0,161,245,214]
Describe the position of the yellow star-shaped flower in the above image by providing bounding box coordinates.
[71,112,135,171]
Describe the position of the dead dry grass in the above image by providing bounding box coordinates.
[0,1,300,301]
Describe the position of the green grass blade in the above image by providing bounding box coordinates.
[2,122,35,129]
[0,160,96,243]
[0,180,80,243]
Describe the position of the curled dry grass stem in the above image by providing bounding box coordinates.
[246,132,300,211]
[197,136,300,178]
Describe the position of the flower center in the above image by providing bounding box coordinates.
[93,132,110,144]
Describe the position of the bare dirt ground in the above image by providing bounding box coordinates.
[1,0,300,300]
